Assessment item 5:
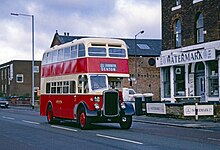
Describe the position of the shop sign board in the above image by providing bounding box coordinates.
[147,103,166,114]
[184,105,214,116]
[156,48,215,67]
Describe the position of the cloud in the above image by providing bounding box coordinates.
[0,0,161,64]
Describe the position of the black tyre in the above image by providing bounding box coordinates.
[78,108,90,130]
[47,104,55,124]
[120,115,132,129]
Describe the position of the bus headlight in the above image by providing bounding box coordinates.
[120,102,126,110]
[94,103,100,110]
[94,96,100,102]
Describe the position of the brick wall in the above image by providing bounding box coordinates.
[162,0,220,51]
[122,56,161,101]
[8,60,41,97]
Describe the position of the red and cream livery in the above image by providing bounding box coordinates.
[40,38,134,129]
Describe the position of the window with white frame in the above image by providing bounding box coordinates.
[1,70,3,80]
[174,66,185,96]
[196,13,204,43]
[174,19,182,48]
[207,61,219,97]
[163,67,171,98]
[176,0,181,6]
[16,74,23,83]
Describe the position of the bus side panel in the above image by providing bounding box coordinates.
[40,95,49,116]
[40,95,61,117]
[41,59,88,78]
[60,95,75,119]
[87,58,129,74]
[40,94,103,119]
[41,58,129,78]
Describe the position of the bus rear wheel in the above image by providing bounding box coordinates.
[78,108,90,130]
[47,104,55,124]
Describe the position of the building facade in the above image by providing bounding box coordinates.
[51,33,162,100]
[0,60,41,97]
[157,0,220,102]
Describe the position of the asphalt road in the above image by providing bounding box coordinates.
[0,107,220,150]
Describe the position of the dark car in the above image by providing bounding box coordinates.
[0,97,9,108]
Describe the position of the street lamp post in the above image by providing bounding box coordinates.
[11,12,35,109]
[134,30,144,92]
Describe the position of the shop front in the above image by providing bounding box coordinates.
[156,41,220,103]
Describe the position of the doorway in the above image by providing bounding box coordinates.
[195,62,205,101]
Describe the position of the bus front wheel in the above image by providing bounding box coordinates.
[119,115,132,129]
[78,108,90,130]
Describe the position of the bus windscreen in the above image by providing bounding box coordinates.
[90,75,107,91]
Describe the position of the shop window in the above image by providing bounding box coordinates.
[174,66,185,96]
[163,67,171,98]
[208,61,219,97]
[196,13,204,43]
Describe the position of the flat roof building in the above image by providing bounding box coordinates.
[0,60,41,98]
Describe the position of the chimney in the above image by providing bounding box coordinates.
[67,32,69,36]
[64,32,66,36]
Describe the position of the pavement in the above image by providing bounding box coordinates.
[133,115,220,129]
[6,105,220,129]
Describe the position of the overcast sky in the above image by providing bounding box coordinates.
[0,0,161,64]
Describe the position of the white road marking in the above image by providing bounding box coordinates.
[51,125,78,132]
[198,129,214,133]
[208,138,220,142]
[96,134,143,145]
[2,116,15,120]
[22,120,40,125]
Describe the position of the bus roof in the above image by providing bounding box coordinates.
[45,37,127,53]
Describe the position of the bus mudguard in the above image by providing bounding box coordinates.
[123,102,135,116]
[77,102,98,117]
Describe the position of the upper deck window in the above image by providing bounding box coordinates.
[88,47,107,56]
[52,51,57,62]
[78,44,85,57]
[57,49,64,61]
[71,45,77,58]
[109,48,126,57]
[64,47,70,60]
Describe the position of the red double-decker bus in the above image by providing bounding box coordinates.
[40,38,134,129]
